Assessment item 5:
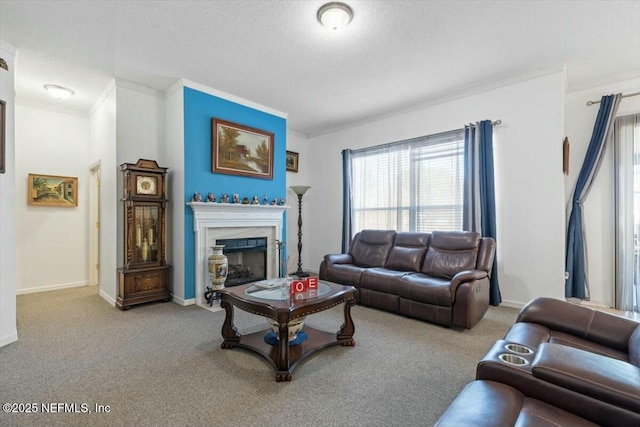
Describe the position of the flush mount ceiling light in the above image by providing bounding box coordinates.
[44,84,75,100]
[317,2,353,30]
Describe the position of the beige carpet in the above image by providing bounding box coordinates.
[0,286,518,427]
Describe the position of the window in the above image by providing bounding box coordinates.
[349,129,465,234]
[614,113,640,312]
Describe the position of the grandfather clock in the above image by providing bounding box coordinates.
[117,159,171,310]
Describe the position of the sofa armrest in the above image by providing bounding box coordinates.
[450,270,488,300]
[323,253,355,266]
[531,343,640,413]
[516,297,639,352]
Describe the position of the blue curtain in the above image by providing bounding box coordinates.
[341,149,354,253]
[566,94,622,299]
[464,120,501,305]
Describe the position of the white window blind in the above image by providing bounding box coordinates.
[350,129,465,233]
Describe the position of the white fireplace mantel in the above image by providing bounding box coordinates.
[187,202,289,308]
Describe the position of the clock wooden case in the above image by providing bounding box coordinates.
[117,159,171,310]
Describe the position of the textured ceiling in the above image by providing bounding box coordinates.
[1,0,639,136]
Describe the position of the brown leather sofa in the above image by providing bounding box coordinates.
[436,297,640,426]
[319,229,496,329]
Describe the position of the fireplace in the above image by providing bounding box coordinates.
[188,202,289,309]
[217,237,267,287]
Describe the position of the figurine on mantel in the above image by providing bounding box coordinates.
[192,191,202,202]
[262,195,268,205]
[206,192,216,202]
[242,197,250,204]
[277,197,286,206]
[232,193,240,204]
[270,197,277,205]
[220,193,230,203]
[252,196,260,205]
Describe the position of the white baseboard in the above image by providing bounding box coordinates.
[99,289,116,307]
[500,299,525,310]
[171,294,195,306]
[0,332,18,347]
[16,281,88,295]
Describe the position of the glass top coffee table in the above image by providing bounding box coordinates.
[219,279,356,382]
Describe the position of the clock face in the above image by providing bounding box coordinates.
[136,176,157,195]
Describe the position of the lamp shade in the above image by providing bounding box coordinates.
[289,186,311,196]
[317,2,353,30]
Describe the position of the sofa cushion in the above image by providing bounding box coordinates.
[421,231,480,279]
[398,273,453,307]
[385,232,430,271]
[322,264,367,288]
[349,230,396,268]
[360,268,410,294]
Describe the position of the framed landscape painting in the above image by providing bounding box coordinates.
[212,118,274,179]
[286,151,299,172]
[28,173,78,207]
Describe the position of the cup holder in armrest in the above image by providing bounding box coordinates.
[498,353,529,366]
[504,343,534,355]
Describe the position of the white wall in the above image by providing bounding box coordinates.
[89,81,118,304]
[0,40,18,347]
[114,81,166,267]
[306,72,567,307]
[565,77,640,307]
[163,82,185,303]
[15,104,90,293]
[285,131,311,273]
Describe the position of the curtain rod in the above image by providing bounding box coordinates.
[467,120,502,127]
[586,91,640,106]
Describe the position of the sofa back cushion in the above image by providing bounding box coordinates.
[385,232,430,272]
[349,230,396,268]
[629,325,640,368]
[421,231,480,279]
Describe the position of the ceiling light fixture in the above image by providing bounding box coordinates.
[317,2,353,30]
[44,84,75,100]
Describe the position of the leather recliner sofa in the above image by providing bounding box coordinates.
[435,297,640,426]
[319,229,496,329]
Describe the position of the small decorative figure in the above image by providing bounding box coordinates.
[252,196,260,205]
[242,197,250,204]
[262,195,268,205]
[192,191,202,202]
[207,192,216,202]
[277,197,286,206]
[220,193,230,203]
[232,193,240,204]
[270,197,277,205]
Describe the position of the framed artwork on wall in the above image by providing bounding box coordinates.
[212,118,274,180]
[0,100,5,174]
[27,173,78,207]
[286,151,299,172]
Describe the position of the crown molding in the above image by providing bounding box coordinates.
[181,78,288,119]
[115,78,164,97]
[88,78,116,117]
[15,97,89,118]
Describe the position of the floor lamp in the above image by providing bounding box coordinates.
[289,185,311,277]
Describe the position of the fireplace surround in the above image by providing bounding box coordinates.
[187,202,288,308]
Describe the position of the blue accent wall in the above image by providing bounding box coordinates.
[183,86,287,300]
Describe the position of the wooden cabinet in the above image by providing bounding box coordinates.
[117,159,171,310]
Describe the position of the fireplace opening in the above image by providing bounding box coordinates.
[217,237,267,287]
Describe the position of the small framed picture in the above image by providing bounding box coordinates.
[286,151,299,173]
[28,173,78,207]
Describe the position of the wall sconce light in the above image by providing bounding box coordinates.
[44,84,75,100]
[317,2,354,30]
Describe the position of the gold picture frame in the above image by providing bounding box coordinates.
[286,150,299,172]
[212,118,274,180]
[28,173,78,207]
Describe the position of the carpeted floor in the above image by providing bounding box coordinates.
[0,286,518,427]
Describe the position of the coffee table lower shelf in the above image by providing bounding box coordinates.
[222,326,354,382]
